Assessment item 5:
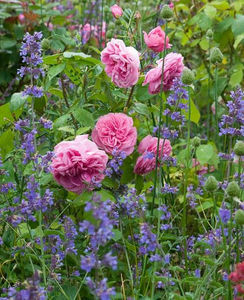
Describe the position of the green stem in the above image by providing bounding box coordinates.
[214,66,219,145]
[39,211,47,286]
[207,39,211,139]
[151,20,168,216]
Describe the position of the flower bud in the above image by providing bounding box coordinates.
[226,181,240,197]
[235,209,244,226]
[233,141,244,157]
[192,137,201,148]
[181,67,195,85]
[204,176,218,192]
[161,5,174,20]
[115,19,121,26]
[206,29,213,40]
[41,38,50,50]
[210,47,223,64]
[135,11,141,20]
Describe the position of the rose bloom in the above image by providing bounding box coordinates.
[101,38,140,88]
[144,26,171,53]
[143,52,184,94]
[134,135,172,175]
[51,135,108,194]
[110,4,123,18]
[92,113,137,156]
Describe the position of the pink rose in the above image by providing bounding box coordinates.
[134,135,172,175]
[92,113,137,155]
[143,26,171,53]
[51,135,108,194]
[101,38,140,88]
[110,4,123,18]
[169,2,174,9]
[143,52,184,94]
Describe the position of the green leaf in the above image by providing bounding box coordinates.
[48,87,63,98]
[48,63,66,81]
[196,144,214,165]
[43,54,62,65]
[72,108,94,127]
[199,38,209,51]
[10,93,29,112]
[0,38,16,49]
[63,52,101,65]
[53,114,71,129]
[234,33,244,49]
[196,200,213,213]
[133,102,150,117]
[112,229,122,241]
[230,69,243,87]
[0,103,14,127]
[204,5,217,18]
[0,129,14,158]
[135,85,155,101]
[232,14,244,37]
[181,99,200,124]
[211,1,230,10]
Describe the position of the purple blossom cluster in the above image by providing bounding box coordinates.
[219,88,244,137]
[18,32,44,98]
[1,271,46,300]
[86,277,116,300]
[118,188,146,218]
[139,223,158,256]
[105,148,127,177]
[79,194,117,286]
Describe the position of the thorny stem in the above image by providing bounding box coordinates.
[151,21,168,216]
[60,76,78,132]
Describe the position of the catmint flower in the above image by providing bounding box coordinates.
[219,207,231,224]
[86,277,115,300]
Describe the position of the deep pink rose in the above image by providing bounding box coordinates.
[51,135,108,194]
[134,135,172,175]
[143,26,171,53]
[92,113,137,155]
[143,52,184,94]
[110,4,123,18]
[101,38,140,88]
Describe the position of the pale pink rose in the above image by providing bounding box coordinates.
[143,52,184,94]
[143,26,171,53]
[134,135,172,175]
[101,38,140,88]
[51,135,108,194]
[110,4,123,18]
[92,113,137,155]
[192,158,215,175]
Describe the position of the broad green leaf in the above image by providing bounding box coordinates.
[133,102,150,117]
[48,63,65,81]
[10,93,29,112]
[0,130,14,158]
[181,99,200,124]
[232,14,244,36]
[0,38,16,49]
[63,52,101,65]
[234,33,244,49]
[230,69,243,87]
[43,54,62,65]
[211,1,230,10]
[0,103,14,127]
[199,38,209,51]
[196,144,214,164]
[204,5,216,18]
[196,200,213,213]
[135,85,155,101]
[53,114,71,129]
[72,108,94,127]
